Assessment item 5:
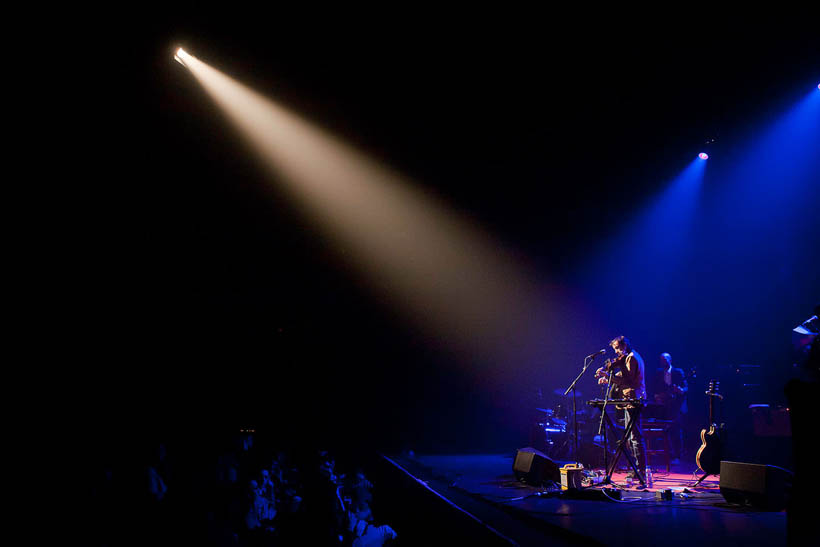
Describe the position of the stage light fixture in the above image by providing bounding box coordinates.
[174,47,189,66]
[699,152,709,160]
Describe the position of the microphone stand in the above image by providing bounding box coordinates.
[564,355,597,465]
[597,368,616,478]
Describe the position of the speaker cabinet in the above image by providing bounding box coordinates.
[513,447,560,485]
[719,460,793,510]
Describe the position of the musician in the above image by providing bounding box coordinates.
[595,336,648,483]
[654,352,687,463]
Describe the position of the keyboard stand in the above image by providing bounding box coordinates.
[600,406,645,485]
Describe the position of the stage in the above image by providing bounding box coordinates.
[376,452,787,546]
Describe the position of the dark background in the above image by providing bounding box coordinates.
[72,15,819,457]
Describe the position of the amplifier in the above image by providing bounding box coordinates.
[719,461,792,510]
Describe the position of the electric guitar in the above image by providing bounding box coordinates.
[654,366,696,407]
[695,379,724,475]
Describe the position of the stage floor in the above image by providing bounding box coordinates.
[387,452,786,546]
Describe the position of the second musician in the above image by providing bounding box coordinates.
[596,335,648,484]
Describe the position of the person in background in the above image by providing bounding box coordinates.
[654,352,688,464]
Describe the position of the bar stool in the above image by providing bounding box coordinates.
[643,419,673,472]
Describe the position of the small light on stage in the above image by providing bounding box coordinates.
[698,152,709,160]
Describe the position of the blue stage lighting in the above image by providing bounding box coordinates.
[699,152,709,160]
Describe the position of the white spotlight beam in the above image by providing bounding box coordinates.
[176,51,573,372]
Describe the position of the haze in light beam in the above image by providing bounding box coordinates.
[177,51,575,375]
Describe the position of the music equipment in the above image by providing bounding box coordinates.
[719,461,792,510]
[559,463,585,490]
[512,447,561,485]
[586,398,645,409]
[654,366,696,407]
[601,353,628,372]
[593,354,630,399]
[539,416,567,434]
[553,388,583,398]
[696,380,725,476]
[586,396,647,484]
[656,489,674,501]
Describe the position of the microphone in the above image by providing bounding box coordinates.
[586,349,606,359]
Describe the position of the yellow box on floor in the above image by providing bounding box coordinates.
[560,463,585,490]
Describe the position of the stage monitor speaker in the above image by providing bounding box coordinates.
[513,447,560,485]
[719,460,793,511]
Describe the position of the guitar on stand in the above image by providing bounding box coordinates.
[694,379,724,485]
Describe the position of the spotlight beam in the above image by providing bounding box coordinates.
[172,49,580,373]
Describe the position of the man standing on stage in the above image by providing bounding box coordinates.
[596,336,648,484]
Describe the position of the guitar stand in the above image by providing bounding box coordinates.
[600,407,645,485]
[693,472,714,486]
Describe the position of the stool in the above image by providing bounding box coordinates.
[643,419,673,472]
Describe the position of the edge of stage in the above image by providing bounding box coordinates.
[369,452,786,546]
